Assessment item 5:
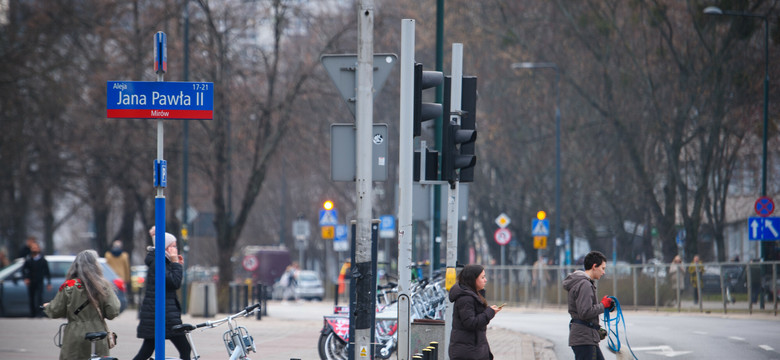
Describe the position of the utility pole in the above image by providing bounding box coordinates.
[353,0,376,358]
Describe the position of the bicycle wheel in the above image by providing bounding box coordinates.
[318,331,348,360]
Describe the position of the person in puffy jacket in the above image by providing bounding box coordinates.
[44,249,121,360]
[132,227,190,360]
[562,251,615,360]
[448,264,502,360]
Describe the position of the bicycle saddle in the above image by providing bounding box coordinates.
[173,323,197,332]
[84,331,108,341]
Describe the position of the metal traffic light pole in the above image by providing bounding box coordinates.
[443,43,465,359]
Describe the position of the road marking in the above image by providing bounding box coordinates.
[729,336,746,341]
[759,345,774,351]
[632,345,693,357]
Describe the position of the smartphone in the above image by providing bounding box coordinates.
[498,303,507,308]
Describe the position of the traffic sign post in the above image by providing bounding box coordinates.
[105,31,218,360]
[755,196,775,217]
[495,213,511,229]
[494,228,512,246]
[748,217,780,241]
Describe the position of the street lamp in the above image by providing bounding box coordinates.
[511,62,562,264]
[704,6,771,260]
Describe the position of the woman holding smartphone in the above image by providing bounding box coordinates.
[448,264,502,360]
[132,227,191,360]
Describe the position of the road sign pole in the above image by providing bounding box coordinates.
[153,31,167,360]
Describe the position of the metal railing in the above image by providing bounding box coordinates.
[483,261,779,316]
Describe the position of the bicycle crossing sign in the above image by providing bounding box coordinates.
[531,219,550,236]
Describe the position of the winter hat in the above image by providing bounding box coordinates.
[165,232,177,248]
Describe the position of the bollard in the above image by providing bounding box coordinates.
[422,347,431,360]
[204,283,210,318]
[429,341,438,360]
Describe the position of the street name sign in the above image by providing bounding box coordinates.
[748,217,780,241]
[107,81,214,119]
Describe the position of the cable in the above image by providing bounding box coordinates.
[602,296,638,359]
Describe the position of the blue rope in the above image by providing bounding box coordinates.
[602,296,638,359]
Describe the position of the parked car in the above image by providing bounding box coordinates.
[272,270,324,301]
[295,270,325,301]
[0,255,128,317]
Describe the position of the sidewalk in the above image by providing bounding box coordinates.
[0,300,549,359]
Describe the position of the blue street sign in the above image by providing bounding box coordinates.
[532,219,550,236]
[319,209,338,226]
[107,81,214,119]
[379,215,395,239]
[748,217,780,241]
[334,224,348,252]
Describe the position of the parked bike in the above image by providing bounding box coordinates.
[318,274,448,360]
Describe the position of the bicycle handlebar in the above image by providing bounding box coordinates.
[196,303,261,328]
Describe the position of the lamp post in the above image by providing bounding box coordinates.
[704,6,771,261]
[511,62,561,263]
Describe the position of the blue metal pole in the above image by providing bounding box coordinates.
[153,31,167,360]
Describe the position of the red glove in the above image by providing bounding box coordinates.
[601,295,614,311]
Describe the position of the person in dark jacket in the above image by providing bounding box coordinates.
[132,227,190,360]
[448,264,502,360]
[562,251,615,360]
[22,241,51,317]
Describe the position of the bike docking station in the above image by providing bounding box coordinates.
[106,31,213,360]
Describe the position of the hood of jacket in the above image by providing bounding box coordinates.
[563,269,591,291]
[449,283,485,304]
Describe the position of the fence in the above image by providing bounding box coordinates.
[483,261,779,316]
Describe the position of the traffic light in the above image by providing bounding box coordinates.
[459,76,478,183]
[323,200,334,210]
[413,63,444,137]
[441,76,477,183]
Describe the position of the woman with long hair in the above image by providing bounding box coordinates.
[448,264,502,360]
[44,249,121,360]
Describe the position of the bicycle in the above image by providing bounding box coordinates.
[172,303,261,360]
[53,323,117,360]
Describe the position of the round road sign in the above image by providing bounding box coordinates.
[242,255,258,272]
[494,228,512,246]
[755,196,775,217]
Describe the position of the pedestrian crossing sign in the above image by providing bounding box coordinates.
[531,219,549,236]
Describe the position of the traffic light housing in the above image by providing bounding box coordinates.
[441,76,477,183]
[459,76,478,183]
[413,63,444,137]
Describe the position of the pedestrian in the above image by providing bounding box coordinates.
[43,249,121,360]
[22,241,51,317]
[17,236,37,260]
[448,264,502,360]
[132,227,191,360]
[687,255,703,304]
[281,263,299,302]
[105,239,131,298]
[667,255,685,292]
[562,251,615,360]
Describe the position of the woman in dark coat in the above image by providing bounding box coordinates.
[132,228,191,360]
[448,264,502,360]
